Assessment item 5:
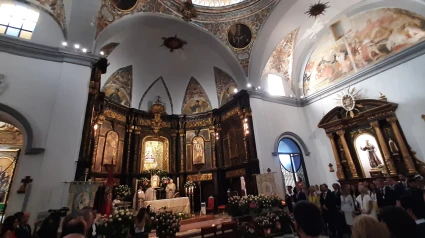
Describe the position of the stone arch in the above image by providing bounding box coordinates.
[273,131,310,156]
[0,103,44,155]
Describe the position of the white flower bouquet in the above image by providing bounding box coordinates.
[114,184,131,198]
[96,208,134,238]
[153,208,181,237]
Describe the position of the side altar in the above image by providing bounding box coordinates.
[74,58,261,213]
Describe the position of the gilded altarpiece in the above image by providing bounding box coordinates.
[319,98,425,185]
[140,136,169,172]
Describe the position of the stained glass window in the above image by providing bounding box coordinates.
[0,3,39,40]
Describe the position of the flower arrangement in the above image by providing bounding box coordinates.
[184,181,197,188]
[114,185,131,198]
[96,209,134,238]
[161,176,171,185]
[153,208,181,237]
[226,194,285,217]
[141,169,168,178]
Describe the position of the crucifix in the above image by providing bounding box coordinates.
[17,176,33,194]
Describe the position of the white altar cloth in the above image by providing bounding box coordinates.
[144,197,190,214]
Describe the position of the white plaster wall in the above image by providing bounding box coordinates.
[252,54,425,189]
[5,0,65,47]
[0,53,91,224]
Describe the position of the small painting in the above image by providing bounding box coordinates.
[102,65,132,107]
[354,133,384,178]
[192,136,205,165]
[227,23,252,49]
[110,0,138,11]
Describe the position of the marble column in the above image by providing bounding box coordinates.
[387,117,416,174]
[326,133,345,180]
[336,130,359,179]
[370,121,396,176]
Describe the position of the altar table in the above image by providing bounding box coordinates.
[144,197,190,214]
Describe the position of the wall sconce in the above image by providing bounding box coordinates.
[93,124,99,130]
[329,163,335,172]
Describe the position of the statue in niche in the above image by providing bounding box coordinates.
[143,141,161,170]
[360,140,382,168]
[166,179,176,199]
[192,137,205,164]
[389,139,399,156]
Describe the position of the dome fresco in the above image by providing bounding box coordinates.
[191,0,246,7]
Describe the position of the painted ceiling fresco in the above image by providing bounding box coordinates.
[182,77,212,115]
[262,28,298,90]
[100,42,120,58]
[96,0,277,76]
[102,65,133,107]
[214,67,238,106]
[303,8,425,96]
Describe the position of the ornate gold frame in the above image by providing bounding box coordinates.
[140,136,169,172]
[109,0,139,12]
[227,23,253,50]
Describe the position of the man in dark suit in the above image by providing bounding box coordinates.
[384,177,397,206]
[14,212,32,238]
[285,186,295,213]
[294,184,307,203]
[320,184,339,238]
[400,194,425,237]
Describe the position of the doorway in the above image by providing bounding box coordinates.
[278,138,309,189]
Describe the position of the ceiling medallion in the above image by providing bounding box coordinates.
[161,35,187,52]
[335,87,363,118]
[179,0,198,22]
[305,1,329,18]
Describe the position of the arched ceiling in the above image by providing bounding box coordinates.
[95,14,245,114]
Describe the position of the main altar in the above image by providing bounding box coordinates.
[74,59,261,213]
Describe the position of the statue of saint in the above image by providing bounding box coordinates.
[388,139,399,155]
[166,179,176,199]
[145,187,156,201]
[360,140,382,168]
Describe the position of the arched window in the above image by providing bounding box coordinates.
[278,138,309,188]
[267,74,285,96]
[0,3,39,40]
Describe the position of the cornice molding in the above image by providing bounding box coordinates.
[250,40,425,107]
[0,35,99,67]
[248,90,303,107]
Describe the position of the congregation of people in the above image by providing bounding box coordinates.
[286,174,425,238]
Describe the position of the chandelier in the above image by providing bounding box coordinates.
[191,0,245,7]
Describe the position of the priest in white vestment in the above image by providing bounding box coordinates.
[166,179,176,199]
[145,187,156,201]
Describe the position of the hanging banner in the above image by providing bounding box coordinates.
[255,172,277,195]
[67,182,99,214]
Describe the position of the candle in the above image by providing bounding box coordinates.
[177,177,179,186]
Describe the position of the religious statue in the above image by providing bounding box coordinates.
[388,139,400,155]
[143,142,158,170]
[360,140,382,168]
[192,137,205,164]
[145,187,156,201]
[166,179,176,199]
[151,175,159,188]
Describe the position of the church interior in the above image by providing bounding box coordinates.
[1,0,425,237]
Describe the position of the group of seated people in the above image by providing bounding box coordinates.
[286,174,425,238]
[0,212,31,238]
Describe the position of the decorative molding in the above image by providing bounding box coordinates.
[0,103,44,155]
[103,110,126,123]
[248,90,303,107]
[186,173,212,181]
[225,168,246,178]
[0,35,99,67]
[272,132,311,156]
[222,107,240,121]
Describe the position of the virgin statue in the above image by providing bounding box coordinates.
[360,140,382,168]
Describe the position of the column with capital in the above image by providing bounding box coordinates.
[326,133,345,180]
[336,130,359,178]
[370,121,396,176]
[386,117,416,174]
